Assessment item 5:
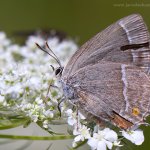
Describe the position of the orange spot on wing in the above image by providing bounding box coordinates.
[132,107,140,116]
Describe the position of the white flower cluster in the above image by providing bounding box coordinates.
[0,31,77,132]
[66,109,144,150]
[0,31,145,149]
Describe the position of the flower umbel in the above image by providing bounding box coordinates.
[73,125,91,142]
[88,128,119,150]
[72,124,91,148]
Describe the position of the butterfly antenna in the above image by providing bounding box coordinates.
[35,42,62,68]
[45,41,62,68]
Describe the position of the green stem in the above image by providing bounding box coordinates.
[0,134,74,140]
[73,140,88,149]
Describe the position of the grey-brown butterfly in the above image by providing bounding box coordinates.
[37,14,150,130]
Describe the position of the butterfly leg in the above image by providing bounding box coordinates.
[57,97,66,117]
[45,81,59,102]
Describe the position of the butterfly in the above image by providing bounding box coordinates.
[37,14,150,130]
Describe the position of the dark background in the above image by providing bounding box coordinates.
[0,0,150,149]
[0,0,150,45]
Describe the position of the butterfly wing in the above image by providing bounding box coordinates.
[78,90,133,129]
[68,61,150,129]
[62,14,150,80]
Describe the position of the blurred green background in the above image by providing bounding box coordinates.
[0,0,150,45]
[0,0,150,150]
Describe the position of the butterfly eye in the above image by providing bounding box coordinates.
[55,67,63,76]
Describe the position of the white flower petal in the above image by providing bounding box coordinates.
[79,112,86,120]
[131,130,144,145]
[104,129,118,142]
[73,128,80,135]
[74,135,82,142]
[122,129,144,145]
[72,141,77,148]
[93,125,99,133]
[44,110,54,118]
[122,130,132,141]
[103,128,111,134]
[97,140,107,150]
[93,132,99,138]
[87,138,98,150]
[105,140,113,149]
[66,109,73,116]
[68,117,76,126]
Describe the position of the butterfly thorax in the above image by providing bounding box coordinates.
[60,80,77,100]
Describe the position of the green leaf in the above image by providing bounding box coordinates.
[0,120,27,129]
[0,113,29,130]
[23,119,32,128]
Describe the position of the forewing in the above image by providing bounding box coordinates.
[69,62,150,128]
[62,14,150,80]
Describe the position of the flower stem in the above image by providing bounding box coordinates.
[0,134,74,140]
